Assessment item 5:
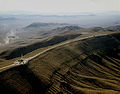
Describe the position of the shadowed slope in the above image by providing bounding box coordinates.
[0,33,81,60]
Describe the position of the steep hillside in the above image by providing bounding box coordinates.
[0,33,81,60]
[0,33,120,94]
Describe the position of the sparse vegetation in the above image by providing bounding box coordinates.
[0,33,120,94]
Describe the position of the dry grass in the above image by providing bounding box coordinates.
[0,32,120,94]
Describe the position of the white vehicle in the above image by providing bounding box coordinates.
[14,59,25,65]
[18,59,25,64]
[14,54,26,65]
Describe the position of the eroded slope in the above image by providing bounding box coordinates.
[0,33,120,94]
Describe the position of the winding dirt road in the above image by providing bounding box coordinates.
[0,33,111,72]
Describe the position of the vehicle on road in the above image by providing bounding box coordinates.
[14,54,26,65]
[14,59,25,65]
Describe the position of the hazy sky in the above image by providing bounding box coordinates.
[0,0,119,14]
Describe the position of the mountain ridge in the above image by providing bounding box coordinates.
[0,33,120,94]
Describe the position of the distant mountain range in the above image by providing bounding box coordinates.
[51,25,83,33]
[25,23,66,29]
[105,25,120,31]
[25,22,120,32]
[0,17,16,21]
[0,13,120,28]
[23,23,84,38]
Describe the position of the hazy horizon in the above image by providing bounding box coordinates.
[0,0,119,15]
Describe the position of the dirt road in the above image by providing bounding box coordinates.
[0,33,112,72]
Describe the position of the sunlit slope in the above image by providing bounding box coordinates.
[0,33,81,60]
[0,33,120,94]
[28,33,120,94]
